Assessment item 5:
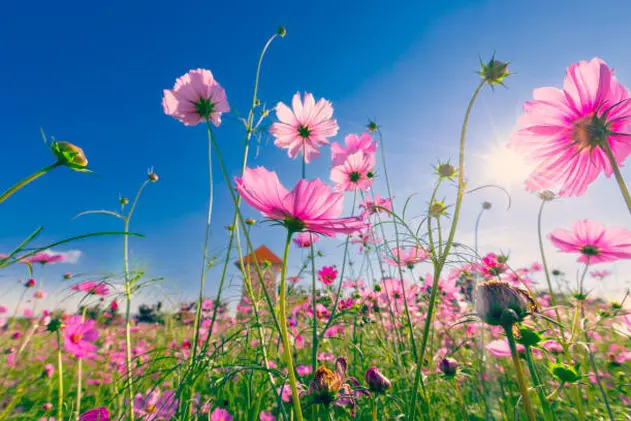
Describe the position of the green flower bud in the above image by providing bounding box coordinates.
[51,141,89,171]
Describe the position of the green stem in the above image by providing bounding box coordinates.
[310,235,318,379]
[602,139,631,216]
[505,326,535,421]
[123,180,148,421]
[580,301,614,421]
[57,331,64,421]
[0,162,60,205]
[524,346,554,421]
[279,230,304,421]
[190,120,215,367]
[372,396,378,421]
[454,380,469,421]
[409,80,485,419]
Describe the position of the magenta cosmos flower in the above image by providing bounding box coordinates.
[331,132,377,166]
[385,246,428,269]
[548,219,631,264]
[235,167,364,236]
[64,315,98,358]
[330,151,375,192]
[270,92,339,163]
[162,69,230,126]
[359,195,392,218]
[210,408,233,421]
[72,281,109,297]
[509,58,631,196]
[21,250,66,265]
[79,407,109,421]
[318,266,338,285]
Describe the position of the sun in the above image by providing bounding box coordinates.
[473,141,534,188]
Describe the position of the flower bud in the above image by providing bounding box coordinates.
[119,196,129,205]
[551,269,562,276]
[538,190,556,202]
[435,162,457,180]
[475,280,536,327]
[366,120,379,132]
[63,272,72,279]
[277,26,287,37]
[42,403,53,411]
[365,366,391,394]
[308,366,340,405]
[482,201,492,210]
[147,168,159,182]
[25,278,36,288]
[479,55,510,87]
[51,141,89,170]
[439,357,459,377]
[429,200,447,218]
[47,318,63,333]
[245,218,256,226]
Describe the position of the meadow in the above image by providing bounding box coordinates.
[2,28,631,421]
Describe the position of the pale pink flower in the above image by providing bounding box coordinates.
[162,69,230,126]
[590,270,611,279]
[385,246,428,268]
[330,151,375,192]
[270,92,338,163]
[548,219,631,264]
[235,167,364,236]
[292,232,319,248]
[487,339,524,358]
[359,195,392,219]
[21,250,66,265]
[132,389,177,420]
[296,365,313,376]
[72,281,109,297]
[64,315,98,358]
[508,58,631,196]
[331,132,377,166]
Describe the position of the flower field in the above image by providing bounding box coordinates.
[2,27,631,421]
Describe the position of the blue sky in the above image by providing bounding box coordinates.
[2,0,631,311]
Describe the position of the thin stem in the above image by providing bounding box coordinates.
[309,235,318,378]
[601,139,631,216]
[372,396,378,421]
[56,331,64,421]
[279,230,304,421]
[524,346,554,421]
[580,301,614,420]
[409,80,485,419]
[505,326,536,421]
[123,179,148,421]
[190,120,215,366]
[0,162,60,205]
[454,380,469,421]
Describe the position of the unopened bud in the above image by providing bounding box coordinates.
[439,357,459,377]
[52,141,89,170]
[277,26,287,37]
[365,366,392,394]
[474,280,536,327]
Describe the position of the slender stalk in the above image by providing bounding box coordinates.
[409,80,485,419]
[371,396,378,421]
[56,331,64,421]
[309,235,318,378]
[579,301,614,420]
[524,346,554,421]
[279,231,304,421]
[505,326,535,421]
[0,162,60,205]
[190,121,215,366]
[454,380,469,421]
[601,139,631,216]
[75,357,82,421]
[122,179,149,421]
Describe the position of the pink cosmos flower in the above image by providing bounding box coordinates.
[487,339,524,358]
[508,58,631,196]
[331,132,377,166]
[21,250,66,265]
[79,407,109,421]
[0,305,6,313]
[64,315,99,358]
[162,69,229,127]
[44,363,55,378]
[210,408,233,421]
[330,151,375,192]
[318,266,338,286]
[476,253,508,278]
[359,195,392,219]
[296,365,313,376]
[235,167,364,236]
[132,389,178,420]
[293,232,320,248]
[548,219,631,264]
[385,246,428,268]
[72,281,109,297]
[260,411,276,421]
[270,92,339,163]
[590,270,611,279]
